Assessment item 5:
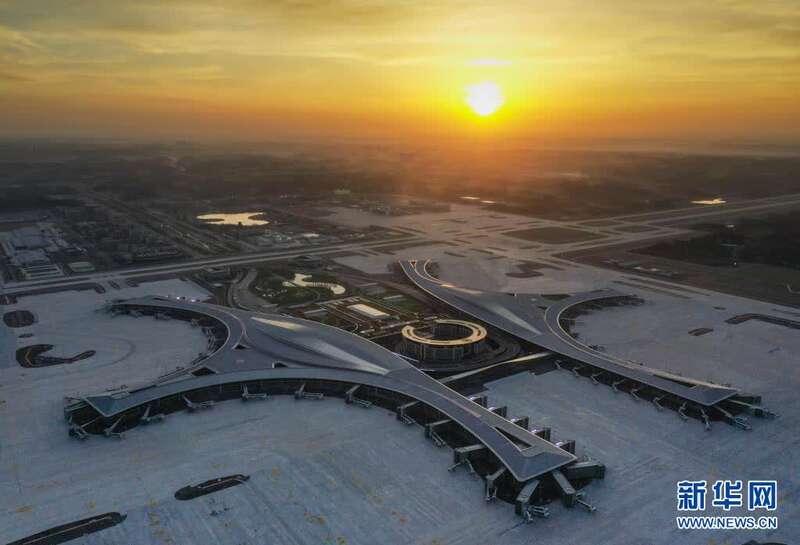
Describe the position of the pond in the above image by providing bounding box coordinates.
[197,212,269,226]
[282,273,345,295]
[461,196,496,204]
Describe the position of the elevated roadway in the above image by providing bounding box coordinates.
[1,235,424,296]
[399,260,769,420]
[69,296,579,484]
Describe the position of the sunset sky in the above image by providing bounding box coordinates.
[1,0,798,143]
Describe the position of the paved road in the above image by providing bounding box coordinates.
[0,235,423,296]
[227,268,276,312]
[5,192,800,300]
[605,192,800,223]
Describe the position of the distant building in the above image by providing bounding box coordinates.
[9,226,48,250]
[68,261,96,273]
[347,303,390,320]
[14,249,50,267]
[20,264,64,280]
[356,282,385,296]
[131,247,181,263]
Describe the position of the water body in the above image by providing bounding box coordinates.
[283,273,345,295]
[691,198,726,205]
[197,212,269,226]
[461,196,497,204]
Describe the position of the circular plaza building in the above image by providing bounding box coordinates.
[400,319,487,364]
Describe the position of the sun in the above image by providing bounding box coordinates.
[465,81,504,117]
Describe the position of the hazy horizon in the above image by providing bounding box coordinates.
[1,1,799,145]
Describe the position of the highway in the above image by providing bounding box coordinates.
[0,234,423,296]
[4,191,800,300]
[604,192,800,224]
